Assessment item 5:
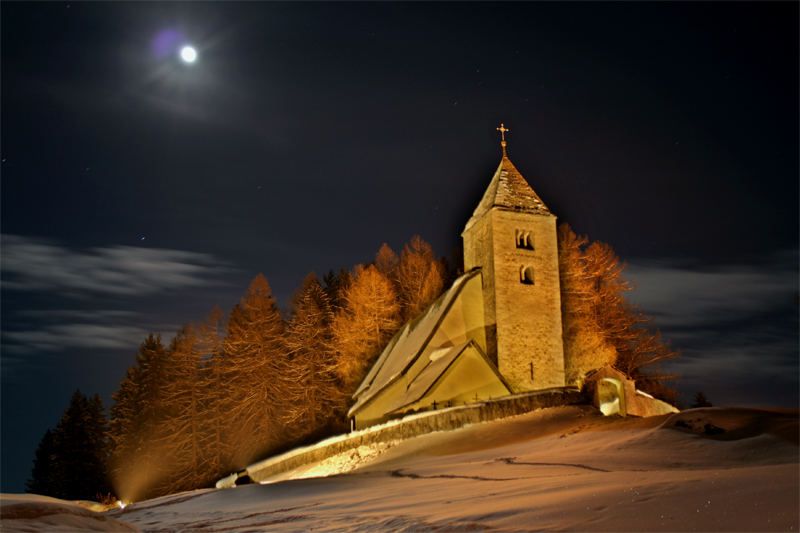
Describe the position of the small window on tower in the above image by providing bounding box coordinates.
[520,265,535,285]
[515,230,534,250]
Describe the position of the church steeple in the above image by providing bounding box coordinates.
[464,152,551,233]
[461,127,565,393]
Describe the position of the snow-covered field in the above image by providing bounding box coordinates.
[3,405,798,532]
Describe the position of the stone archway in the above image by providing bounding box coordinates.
[596,378,626,416]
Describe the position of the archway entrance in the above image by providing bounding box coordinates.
[597,378,625,416]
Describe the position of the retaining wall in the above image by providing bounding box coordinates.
[233,387,582,486]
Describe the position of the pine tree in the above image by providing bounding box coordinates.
[27,390,110,500]
[26,429,56,496]
[692,392,712,408]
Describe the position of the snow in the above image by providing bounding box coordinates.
[0,494,139,532]
[5,405,798,532]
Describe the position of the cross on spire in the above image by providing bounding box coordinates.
[496,123,510,156]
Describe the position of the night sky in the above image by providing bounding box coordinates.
[2,2,797,493]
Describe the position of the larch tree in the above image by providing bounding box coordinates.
[108,334,171,501]
[283,274,346,441]
[396,235,445,322]
[557,223,678,397]
[557,224,617,384]
[374,242,399,278]
[193,308,230,482]
[218,274,287,469]
[157,325,208,495]
[331,264,401,392]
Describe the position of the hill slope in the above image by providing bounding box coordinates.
[4,405,798,532]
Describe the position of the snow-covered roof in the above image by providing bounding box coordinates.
[463,155,551,232]
[349,269,483,416]
[384,341,471,413]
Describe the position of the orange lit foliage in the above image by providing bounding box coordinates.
[107,236,448,500]
[283,274,347,439]
[331,264,401,391]
[218,274,287,469]
[557,223,678,398]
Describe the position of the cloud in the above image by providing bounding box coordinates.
[622,250,798,406]
[3,323,153,354]
[623,250,798,328]
[1,234,232,297]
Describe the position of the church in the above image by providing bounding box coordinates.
[347,125,676,430]
[349,127,569,429]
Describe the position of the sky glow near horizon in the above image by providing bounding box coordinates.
[1,2,797,493]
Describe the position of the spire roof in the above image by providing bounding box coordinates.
[464,155,552,231]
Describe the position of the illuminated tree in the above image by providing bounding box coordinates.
[332,264,401,391]
[557,223,678,396]
[218,274,287,468]
[108,334,171,500]
[283,274,346,440]
[557,224,617,385]
[396,235,445,321]
[374,242,399,277]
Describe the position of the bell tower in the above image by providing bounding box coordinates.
[461,125,565,392]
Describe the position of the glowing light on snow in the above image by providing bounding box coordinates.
[180,45,197,63]
[117,501,128,509]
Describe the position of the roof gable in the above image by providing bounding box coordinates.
[348,269,485,417]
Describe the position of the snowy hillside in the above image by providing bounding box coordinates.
[3,405,798,532]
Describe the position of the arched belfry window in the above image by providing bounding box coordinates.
[520,265,535,285]
[516,229,534,250]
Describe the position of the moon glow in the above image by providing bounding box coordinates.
[180,45,197,63]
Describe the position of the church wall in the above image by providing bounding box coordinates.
[242,388,584,484]
[417,348,511,407]
[462,214,497,364]
[489,210,566,392]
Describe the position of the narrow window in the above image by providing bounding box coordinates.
[515,229,534,250]
[520,265,534,284]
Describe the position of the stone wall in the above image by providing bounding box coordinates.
[234,388,582,486]
[490,210,565,392]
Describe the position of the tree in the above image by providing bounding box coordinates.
[27,390,110,500]
[283,274,346,441]
[26,429,56,496]
[218,274,287,468]
[557,223,678,397]
[108,334,171,501]
[156,325,208,494]
[557,224,617,384]
[331,264,401,392]
[374,243,399,278]
[692,392,712,408]
[396,235,445,321]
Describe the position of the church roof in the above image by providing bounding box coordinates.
[348,269,483,417]
[463,155,551,231]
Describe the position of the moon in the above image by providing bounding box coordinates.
[179,45,197,63]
